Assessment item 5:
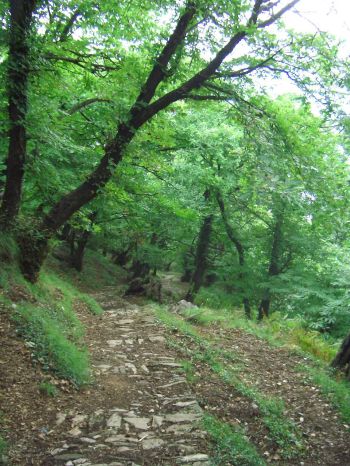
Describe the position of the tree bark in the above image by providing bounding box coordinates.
[258,211,283,321]
[331,332,350,380]
[185,215,213,302]
[70,229,90,272]
[186,191,213,302]
[216,191,251,318]
[0,0,36,225]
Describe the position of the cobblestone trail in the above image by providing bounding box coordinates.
[45,288,211,466]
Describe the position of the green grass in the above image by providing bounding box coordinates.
[39,381,58,397]
[0,436,7,464]
[13,301,90,385]
[155,306,302,458]
[179,359,199,383]
[203,414,266,466]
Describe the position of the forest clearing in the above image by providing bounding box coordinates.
[1,1,350,465]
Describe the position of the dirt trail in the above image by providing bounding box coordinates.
[1,287,211,466]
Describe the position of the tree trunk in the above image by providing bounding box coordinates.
[186,212,213,302]
[258,211,283,321]
[70,229,90,272]
[216,191,251,318]
[0,0,36,225]
[331,332,350,380]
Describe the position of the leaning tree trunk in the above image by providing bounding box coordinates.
[258,211,283,321]
[0,0,36,226]
[331,332,350,380]
[216,191,251,318]
[186,213,213,302]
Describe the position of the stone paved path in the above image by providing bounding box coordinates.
[46,287,211,466]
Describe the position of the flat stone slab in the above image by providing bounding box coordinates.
[157,362,182,367]
[107,340,122,347]
[105,434,138,443]
[142,437,165,450]
[96,364,112,372]
[177,454,210,463]
[174,401,198,408]
[152,415,164,427]
[106,413,122,429]
[165,413,201,423]
[118,319,134,325]
[124,417,150,430]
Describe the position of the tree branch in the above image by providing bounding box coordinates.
[68,98,112,115]
[257,0,300,28]
[59,8,81,42]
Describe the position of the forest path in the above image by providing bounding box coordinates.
[36,287,212,466]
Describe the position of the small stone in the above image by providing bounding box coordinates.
[96,364,112,372]
[53,453,84,461]
[50,447,67,455]
[68,427,82,437]
[149,336,165,343]
[71,414,88,427]
[117,446,132,452]
[107,340,122,347]
[56,412,67,426]
[125,362,137,374]
[79,437,96,444]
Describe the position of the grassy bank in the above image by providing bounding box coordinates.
[0,234,109,387]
